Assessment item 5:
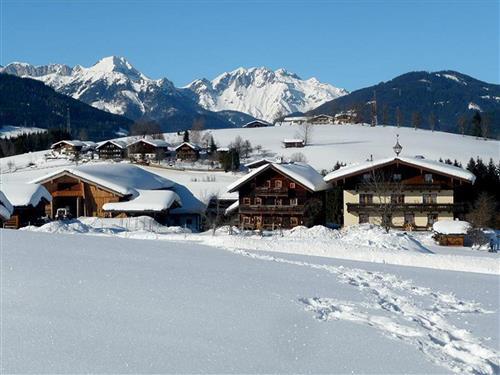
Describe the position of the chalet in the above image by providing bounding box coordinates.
[242,120,272,128]
[244,158,274,169]
[283,116,309,125]
[51,140,96,157]
[127,138,170,163]
[309,114,335,125]
[282,139,305,148]
[334,110,356,124]
[432,220,471,246]
[227,162,330,230]
[0,183,52,229]
[323,154,475,230]
[175,142,201,161]
[31,164,177,220]
[96,140,128,160]
[0,191,13,225]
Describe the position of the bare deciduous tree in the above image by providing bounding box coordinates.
[457,115,468,136]
[289,152,307,163]
[296,122,313,146]
[190,117,205,145]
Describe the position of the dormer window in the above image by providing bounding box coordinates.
[424,173,433,183]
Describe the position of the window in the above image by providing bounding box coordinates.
[254,197,262,205]
[289,198,298,206]
[359,213,369,224]
[275,180,283,189]
[289,182,296,189]
[363,173,371,182]
[404,213,415,225]
[427,213,438,226]
[393,173,402,182]
[265,180,271,188]
[424,173,433,183]
[391,194,405,204]
[423,193,437,204]
[243,197,251,205]
[275,198,282,206]
[243,216,251,225]
[359,194,373,205]
[290,217,299,226]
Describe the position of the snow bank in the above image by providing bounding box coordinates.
[433,220,471,235]
[0,183,51,207]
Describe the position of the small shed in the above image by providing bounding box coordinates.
[282,139,305,148]
[432,220,471,246]
[0,183,52,228]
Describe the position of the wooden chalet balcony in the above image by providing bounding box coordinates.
[254,186,289,196]
[355,183,447,191]
[52,185,84,197]
[347,202,464,213]
[239,204,304,214]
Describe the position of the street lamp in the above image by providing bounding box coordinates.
[393,134,402,156]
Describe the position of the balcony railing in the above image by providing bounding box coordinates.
[347,203,464,213]
[254,186,289,195]
[239,204,304,214]
[355,183,448,191]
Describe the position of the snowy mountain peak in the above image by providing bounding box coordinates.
[89,56,142,77]
[186,67,348,121]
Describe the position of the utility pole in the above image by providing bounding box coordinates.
[66,106,71,136]
[371,90,378,127]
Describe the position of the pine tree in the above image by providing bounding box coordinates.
[471,111,482,137]
[209,136,217,153]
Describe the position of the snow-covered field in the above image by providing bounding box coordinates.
[2,228,499,373]
[170,124,500,170]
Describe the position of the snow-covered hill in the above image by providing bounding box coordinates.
[185,67,347,122]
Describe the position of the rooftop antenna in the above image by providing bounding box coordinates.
[393,134,403,156]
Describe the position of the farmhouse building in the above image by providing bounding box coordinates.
[0,183,52,229]
[96,140,128,160]
[51,140,97,157]
[309,114,335,125]
[323,156,475,230]
[244,158,274,169]
[242,120,272,128]
[227,162,330,230]
[282,139,305,148]
[175,142,201,161]
[127,138,170,162]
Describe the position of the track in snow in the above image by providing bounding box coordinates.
[225,247,499,375]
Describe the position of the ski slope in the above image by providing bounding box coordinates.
[2,229,498,374]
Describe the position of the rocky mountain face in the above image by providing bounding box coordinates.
[1,57,235,131]
[185,67,348,122]
[308,71,500,138]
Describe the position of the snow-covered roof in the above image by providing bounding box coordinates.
[244,158,275,168]
[242,120,271,128]
[169,184,206,215]
[224,200,239,215]
[282,138,304,143]
[433,220,471,235]
[174,142,201,151]
[103,189,181,212]
[31,164,175,198]
[0,191,13,221]
[128,138,170,148]
[217,147,229,152]
[51,140,96,149]
[227,162,329,193]
[96,139,128,150]
[324,156,476,183]
[0,183,52,207]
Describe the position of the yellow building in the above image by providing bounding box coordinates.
[324,156,475,230]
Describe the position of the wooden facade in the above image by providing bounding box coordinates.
[97,141,126,160]
[175,143,200,161]
[236,167,325,230]
[41,175,124,219]
[282,139,305,148]
[3,200,49,229]
[309,114,335,125]
[127,140,170,162]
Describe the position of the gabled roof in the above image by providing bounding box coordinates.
[51,140,96,149]
[324,156,476,183]
[128,138,170,149]
[103,190,181,212]
[242,120,271,128]
[96,139,128,150]
[0,191,13,221]
[0,183,52,207]
[227,162,329,193]
[311,114,334,119]
[174,142,201,151]
[31,164,175,198]
[244,158,275,169]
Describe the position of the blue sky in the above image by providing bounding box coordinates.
[1,0,498,90]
